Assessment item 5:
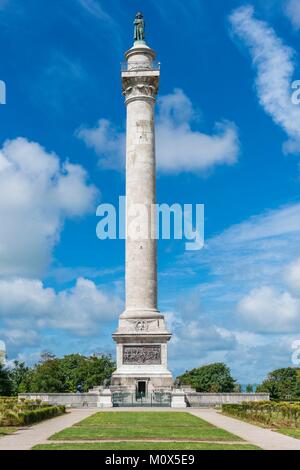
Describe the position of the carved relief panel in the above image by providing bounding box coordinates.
[123,345,161,365]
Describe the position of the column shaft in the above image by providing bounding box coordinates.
[125,97,157,312]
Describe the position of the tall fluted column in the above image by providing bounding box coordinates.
[122,44,160,318]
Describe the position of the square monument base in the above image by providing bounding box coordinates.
[111,329,173,395]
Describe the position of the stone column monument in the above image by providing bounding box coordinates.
[111,13,173,396]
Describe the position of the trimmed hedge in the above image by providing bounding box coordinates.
[19,406,65,425]
[222,401,300,427]
[0,399,65,426]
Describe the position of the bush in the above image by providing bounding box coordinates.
[0,410,20,426]
[19,406,65,425]
[222,401,300,428]
[0,398,65,426]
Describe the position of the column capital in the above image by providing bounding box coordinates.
[122,74,159,104]
[121,42,160,104]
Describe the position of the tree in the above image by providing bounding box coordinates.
[57,354,88,393]
[177,363,236,393]
[28,353,116,393]
[83,354,116,391]
[40,351,57,362]
[257,367,300,400]
[246,384,254,393]
[9,361,31,395]
[0,363,13,396]
[29,357,66,393]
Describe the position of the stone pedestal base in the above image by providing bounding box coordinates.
[171,390,187,408]
[112,312,173,394]
[97,389,113,408]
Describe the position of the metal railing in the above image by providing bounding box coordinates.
[112,391,171,407]
[121,61,160,72]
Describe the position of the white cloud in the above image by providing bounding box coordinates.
[212,202,300,245]
[165,277,300,380]
[0,328,39,348]
[165,295,237,373]
[168,200,300,378]
[156,89,240,173]
[225,332,298,384]
[0,137,97,278]
[237,286,300,333]
[0,277,122,341]
[76,0,121,51]
[77,0,111,21]
[77,89,240,174]
[285,0,300,30]
[180,202,300,292]
[284,258,300,293]
[77,119,125,169]
[175,201,300,333]
[166,286,300,381]
[229,5,300,154]
[203,202,300,334]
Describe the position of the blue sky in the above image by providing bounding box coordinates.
[0,0,300,384]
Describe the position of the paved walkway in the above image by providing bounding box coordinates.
[1,407,300,450]
[190,409,300,450]
[0,409,96,450]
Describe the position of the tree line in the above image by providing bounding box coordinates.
[1,355,300,400]
[0,352,115,396]
[177,363,300,400]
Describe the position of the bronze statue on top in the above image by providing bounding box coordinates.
[134,12,145,42]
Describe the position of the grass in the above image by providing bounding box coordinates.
[0,426,18,437]
[222,409,300,441]
[50,412,242,442]
[276,428,300,439]
[33,442,260,450]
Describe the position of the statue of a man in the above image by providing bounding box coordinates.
[134,12,145,42]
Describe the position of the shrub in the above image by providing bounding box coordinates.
[0,398,65,426]
[222,401,300,428]
[19,406,65,425]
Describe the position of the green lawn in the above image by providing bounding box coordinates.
[276,428,300,439]
[0,427,18,437]
[50,412,242,442]
[33,442,260,451]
